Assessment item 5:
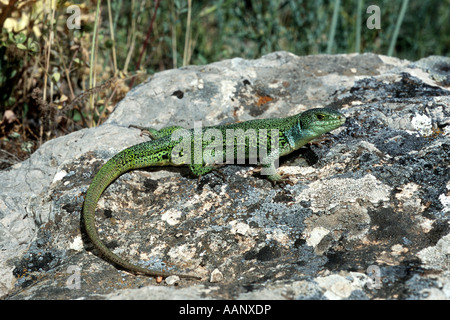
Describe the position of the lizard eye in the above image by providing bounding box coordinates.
[316,113,325,120]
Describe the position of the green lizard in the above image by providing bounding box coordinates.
[82,107,346,279]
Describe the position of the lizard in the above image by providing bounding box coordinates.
[82,107,346,280]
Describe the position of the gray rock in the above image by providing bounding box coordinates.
[1,52,449,300]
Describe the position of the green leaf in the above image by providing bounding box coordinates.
[28,42,38,52]
[14,33,26,44]
[21,141,34,153]
[9,132,20,139]
[72,110,82,122]
[52,72,61,83]
[16,43,27,50]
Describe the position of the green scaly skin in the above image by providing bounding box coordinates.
[82,108,346,279]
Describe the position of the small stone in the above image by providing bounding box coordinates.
[210,269,224,283]
[165,275,180,285]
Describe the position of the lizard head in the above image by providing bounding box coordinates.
[298,108,346,137]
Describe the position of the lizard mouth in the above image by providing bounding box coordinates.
[320,115,346,129]
[337,114,347,125]
[310,115,346,136]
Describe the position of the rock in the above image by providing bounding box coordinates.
[165,275,180,286]
[1,52,449,300]
[210,268,224,283]
[315,273,369,300]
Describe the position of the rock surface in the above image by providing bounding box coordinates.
[1,52,449,300]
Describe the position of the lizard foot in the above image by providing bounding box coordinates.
[267,172,294,186]
[196,168,226,184]
[129,124,155,138]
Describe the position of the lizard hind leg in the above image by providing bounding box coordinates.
[261,161,294,186]
[189,162,228,185]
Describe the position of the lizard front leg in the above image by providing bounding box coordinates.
[189,163,217,176]
[260,145,293,185]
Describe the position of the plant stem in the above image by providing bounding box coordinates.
[388,0,409,56]
[129,0,160,88]
[183,0,192,66]
[107,0,118,76]
[327,0,340,54]
[355,0,363,53]
[89,0,102,127]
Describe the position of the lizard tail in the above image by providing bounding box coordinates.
[82,143,200,279]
